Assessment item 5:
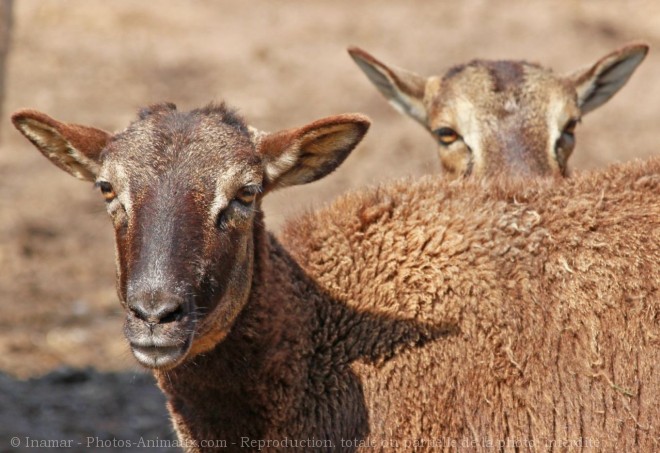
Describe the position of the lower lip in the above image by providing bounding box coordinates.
[131,344,186,369]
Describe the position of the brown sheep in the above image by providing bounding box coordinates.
[12,104,659,452]
[348,43,649,179]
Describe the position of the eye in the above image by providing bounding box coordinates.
[433,127,460,146]
[234,185,261,205]
[95,181,116,202]
[216,185,261,230]
[555,119,579,169]
[562,119,578,136]
[557,118,579,148]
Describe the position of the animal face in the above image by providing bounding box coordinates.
[349,42,648,178]
[101,104,262,369]
[12,103,369,369]
[423,60,579,177]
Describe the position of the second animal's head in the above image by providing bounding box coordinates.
[349,43,648,179]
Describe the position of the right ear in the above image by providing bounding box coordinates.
[348,46,428,125]
[11,110,112,181]
[567,42,649,115]
[254,113,370,193]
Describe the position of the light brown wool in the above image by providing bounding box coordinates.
[277,157,660,451]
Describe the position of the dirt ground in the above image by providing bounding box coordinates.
[0,0,658,450]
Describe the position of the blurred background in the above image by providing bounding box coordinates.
[0,0,658,449]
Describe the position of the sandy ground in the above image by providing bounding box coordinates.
[0,0,658,450]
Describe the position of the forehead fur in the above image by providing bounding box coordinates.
[443,60,544,90]
[426,59,579,177]
[431,59,574,122]
[101,102,260,185]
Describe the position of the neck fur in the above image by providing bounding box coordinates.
[153,210,452,450]
[153,215,362,447]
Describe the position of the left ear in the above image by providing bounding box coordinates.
[11,109,111,181]
[348,47,428,125]
[255,114,370,192]
[567,42,649,115]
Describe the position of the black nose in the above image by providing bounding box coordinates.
[127,291,185,324]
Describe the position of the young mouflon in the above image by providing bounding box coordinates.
[349,43,648,178]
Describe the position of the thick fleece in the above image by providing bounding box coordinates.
[158,157,659,452]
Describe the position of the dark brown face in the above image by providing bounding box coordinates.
[97,104,263,369]
[12,104,370,370]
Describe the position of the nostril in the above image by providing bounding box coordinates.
[128,299,185,324]
[160,305,184,324]
[129,304,151,323]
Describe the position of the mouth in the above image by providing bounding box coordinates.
[124,317,195,370]
[130,341,191,369]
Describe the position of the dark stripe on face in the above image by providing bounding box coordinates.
[127,179,207,299]
[442,60,526,94]
[442,62,470,81]
[485,61,525,93]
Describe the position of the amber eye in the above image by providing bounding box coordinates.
[234,185,260,205]
[95,181,116,202]
[433,127,460,145]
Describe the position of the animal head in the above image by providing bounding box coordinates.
[348,42,648,178]
[12,104,370,369]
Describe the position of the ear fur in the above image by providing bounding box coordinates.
[567,42,649,115]
[256,114,370,191]
[12,109,112,181]
[348,46,428,125]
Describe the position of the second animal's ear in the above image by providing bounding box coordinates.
[567,42,649,115]
[11,110,112,181]
[255,114,370,192]
[348,47,428,125]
